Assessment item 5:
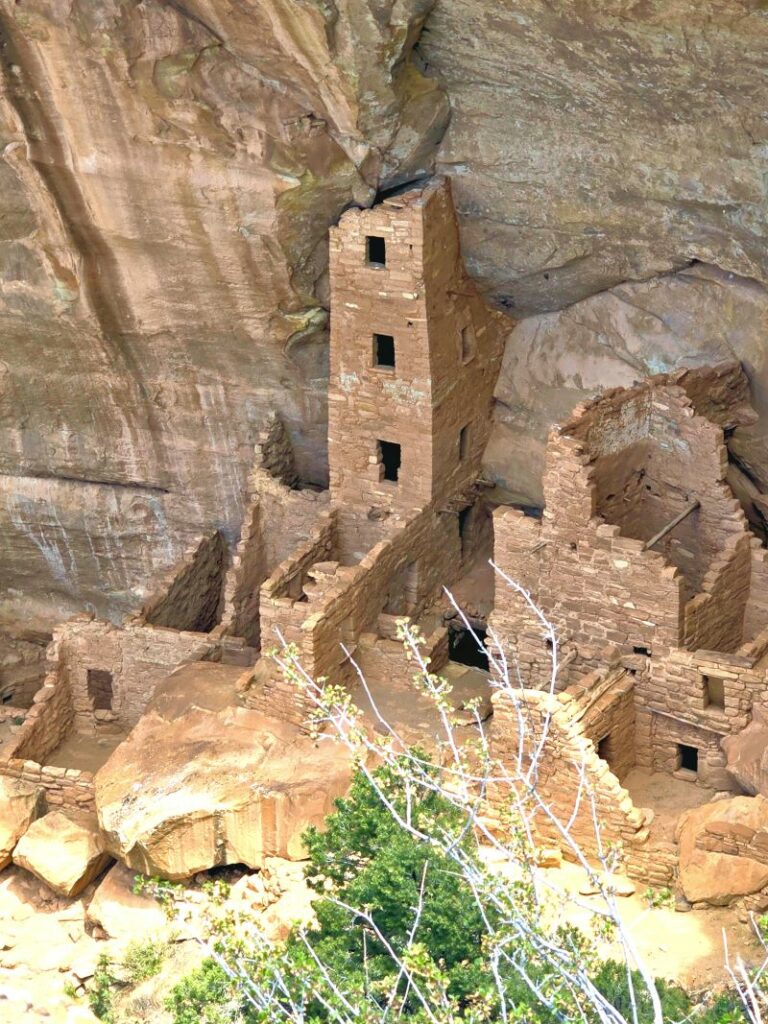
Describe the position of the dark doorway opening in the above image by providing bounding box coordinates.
[597,734,613,767]
[678,743,698,773]
[378,440,401,483]
[373,333,395,369]
[366,235,386,267]
[87,668,114,711]
[449,626,489,672]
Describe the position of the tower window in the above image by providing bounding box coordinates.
[373,333,395,369]
[378,440,401,482]
[366,235,386,267]
[87,668,114,711]
[460,325,476,363]
[678,744,698,774]
[702,674,725,709]
[458,423,470,461]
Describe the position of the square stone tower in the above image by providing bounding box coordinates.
[328,178,503,557]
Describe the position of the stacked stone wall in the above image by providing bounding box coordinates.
[219,431,330,649]
[6,666,73,765]
[683,533,751,653]
[564,670,636,783]
[0,758,94,812]
[328,179,505,563]
[487,686,672,883]
[55,619,217,730]
[745,543,768,643]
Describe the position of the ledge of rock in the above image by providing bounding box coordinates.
[94,662,355,880]
[13,810,113,898]
[0,778,45,870]
[677,796,768,906]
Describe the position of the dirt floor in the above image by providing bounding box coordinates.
[623,768,716,842]
[45,731,128,775]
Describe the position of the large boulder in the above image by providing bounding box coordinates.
[13,811,113,897]
[85,863,168,942]
[723,703,768,796]
[94,662,355,880]
[0,778,45,869]
[677,796,768,906]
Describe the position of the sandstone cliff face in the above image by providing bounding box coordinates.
[0,1,766,626]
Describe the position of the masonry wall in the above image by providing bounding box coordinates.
[137,531,226,634]
[55,619,218,730]
[218,416,330,650]
[252,505,462,727]
[565,669,636,783]
[489,506,683,690]
[637,629,768,789]
[327,179,505,562]
[6,666,74,765]
[487,688,674,883]
[745,543,768,643]
[682,533,751,653]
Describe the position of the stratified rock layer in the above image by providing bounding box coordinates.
[94,662,354,880]
[0,3,767,626]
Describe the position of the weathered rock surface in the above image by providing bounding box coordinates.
[13,811,112,897]
[723,703,768,796]
[0,778,44,870]
[94,662,355,879]
[1,2,767,623]
[85,863,168,943]
[676,796,768,906]
[489,264,768,504]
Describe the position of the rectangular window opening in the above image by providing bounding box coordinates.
[703,674,725,709]
[87,668,114,712]
[378,439,401,483]
[373,333,395,369]
[366,235,386,267]
[460,325,476,363]
[633,645,651,657]
[458,423,470,461]
[678,743,698,773]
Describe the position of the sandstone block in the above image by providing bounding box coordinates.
[13,810,112,897]
[0,778,45,870]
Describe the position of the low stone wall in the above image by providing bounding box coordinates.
[136,531,226,633]
[7,668,74,766]
[0,757,94,812]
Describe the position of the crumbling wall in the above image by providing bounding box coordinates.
[251,505,461,727]
[488,687,658,879]
[219,420,331,649]
[5,665,73,766]
[490,507,683,690]
[745,542,768,643]
[136,531,226,633]
[565,669,636,783]
[55,619,218,730]
[683,533,751,653]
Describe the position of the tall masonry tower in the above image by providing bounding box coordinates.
[327,178,504,558]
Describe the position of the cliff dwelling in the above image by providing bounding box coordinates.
[3,178,768,911]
